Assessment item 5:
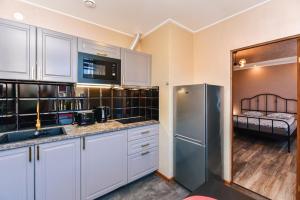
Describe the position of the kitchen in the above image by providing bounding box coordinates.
[1,0,299,200]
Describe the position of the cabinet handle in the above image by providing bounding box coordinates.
[141,151,150,156]
[141,131,150,135]
[37,145,40,161]
[82,137,86,150]
[29,147,32,162]
[141,143,150,148]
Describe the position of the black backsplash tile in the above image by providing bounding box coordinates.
[89,88,100,98]
[101,88,112,97]
[0,116,16,132]
[40,85,57,98]
[19,100,37,114]
[19,84,38,98]
[113,98,124,108]
[0,81,159,132]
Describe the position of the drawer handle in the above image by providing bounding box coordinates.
[141,131,150,135]
[141,151,150,156]
[141,143,150,148]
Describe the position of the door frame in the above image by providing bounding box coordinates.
[230,34,300,199]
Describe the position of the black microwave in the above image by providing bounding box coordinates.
[78,52,121,85]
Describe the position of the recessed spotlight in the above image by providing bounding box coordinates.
[13,12,24,21]
[82,0,96,8]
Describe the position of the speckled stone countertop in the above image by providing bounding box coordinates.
[0,120,159,151]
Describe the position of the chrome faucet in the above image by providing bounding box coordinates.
[35,102,41,136]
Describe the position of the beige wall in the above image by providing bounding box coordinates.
[0,0,132,47]
[233,64,297,115]
[140,23,194,178]
[193,0,300,181]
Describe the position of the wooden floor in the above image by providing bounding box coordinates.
[233,133,296,200]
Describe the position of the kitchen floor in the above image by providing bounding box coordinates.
[97,173,189,200]
[233,133,296,200]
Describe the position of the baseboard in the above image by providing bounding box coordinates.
[155,171,174,182]
[224,180,232,185]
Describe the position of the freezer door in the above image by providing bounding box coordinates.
[206,85,223,180]
[174,85,206,144]
[174,136,206,191]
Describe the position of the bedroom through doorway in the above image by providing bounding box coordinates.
[231,38,298,200]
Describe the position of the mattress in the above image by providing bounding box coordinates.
[233,115,297,135]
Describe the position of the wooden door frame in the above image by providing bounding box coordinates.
[230,34,300,199]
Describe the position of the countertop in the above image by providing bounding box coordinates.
[0,120,159,151]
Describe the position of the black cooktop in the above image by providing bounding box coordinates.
[116,117,147,124]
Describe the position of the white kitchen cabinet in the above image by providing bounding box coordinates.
[78,38,121,59]
[35,139,80,200]
[0,18,36,80]
[128,148,158,183]
[127,125,159,183]
[81,131,127,200]
[121,48,151,86]
[37,28,77,82]
[0,146,34,200]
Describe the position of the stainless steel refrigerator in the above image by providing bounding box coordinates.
[174,84,223,191]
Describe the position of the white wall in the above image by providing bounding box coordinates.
[141,23,194,178]
[193,0,300,181]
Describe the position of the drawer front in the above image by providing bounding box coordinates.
[78,38,120,59]
[128,135,158,155]
[128,147,158,183]
[128,125,158,141]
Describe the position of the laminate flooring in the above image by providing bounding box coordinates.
[233,133,296,200]
[97,173,190,200]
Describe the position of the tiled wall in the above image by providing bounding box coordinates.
[0,81,159,133]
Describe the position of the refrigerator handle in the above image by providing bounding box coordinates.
[175,136,205,147]
[175,134,203,144]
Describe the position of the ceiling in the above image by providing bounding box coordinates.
[20,0,270,36]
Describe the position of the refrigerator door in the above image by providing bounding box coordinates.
[174,136,206,191]
[206,85,223,180]
[174,84,206,144]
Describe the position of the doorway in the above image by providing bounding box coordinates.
[231,37,300,200]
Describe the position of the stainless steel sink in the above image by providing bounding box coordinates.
[0,127,66,145]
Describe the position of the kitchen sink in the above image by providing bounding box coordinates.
[0,127,66,145]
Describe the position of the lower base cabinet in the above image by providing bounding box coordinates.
[81,130,128,200]
[128,147,158,183]
[35,139,81,200]
[0,146,34,200]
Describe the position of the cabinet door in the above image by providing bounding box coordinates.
[78,38,121,59]
[81,131,127,200]
[0,146,34,200]
[35,139,80,200]
[37,28,77,82]
[122,49,151,86]
[0,19,36,80]
[128,147,158,183]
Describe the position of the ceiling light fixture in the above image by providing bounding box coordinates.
[239,59,246,68]
[13,12,24,21]
[82,0,96,8]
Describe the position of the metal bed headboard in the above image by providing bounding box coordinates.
[241,93,297,115]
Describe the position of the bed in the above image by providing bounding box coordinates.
[233,94,297,152]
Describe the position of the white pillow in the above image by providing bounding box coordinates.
[267,113,294,120]
[243,111,264,117]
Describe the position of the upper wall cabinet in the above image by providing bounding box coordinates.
[37,28,77,83]
[0,19,36,80]
[78,38,121,59]
[121,49,151,87]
